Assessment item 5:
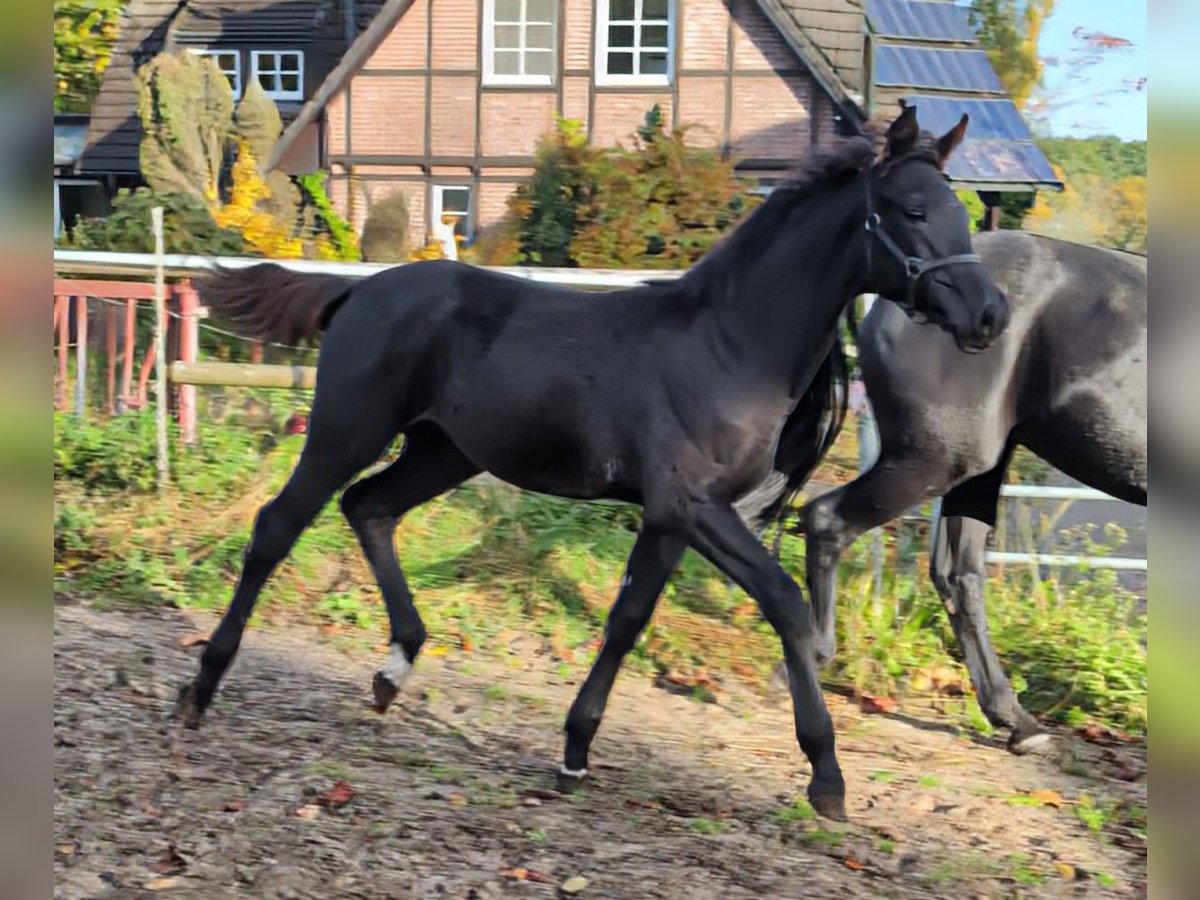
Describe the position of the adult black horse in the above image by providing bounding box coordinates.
[753,230,1145,754]
[175,106,1008,821]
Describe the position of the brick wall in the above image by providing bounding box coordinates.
[328,0,847,249]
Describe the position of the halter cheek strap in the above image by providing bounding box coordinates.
[863,185,983,320]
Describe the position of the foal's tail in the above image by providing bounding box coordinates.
[748,329,850,541]
[197,263,355,346]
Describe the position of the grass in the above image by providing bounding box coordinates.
[53,409,1148,735]
[772,797,816,824]
[690,817,730,835]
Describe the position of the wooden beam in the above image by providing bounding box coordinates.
[170,361,317,390]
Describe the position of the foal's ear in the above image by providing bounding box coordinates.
[885,102,920,158]
[936,114,970,167]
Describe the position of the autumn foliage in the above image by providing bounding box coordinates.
[476,107,760,269]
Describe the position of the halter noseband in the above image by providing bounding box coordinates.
[863,178,982,322]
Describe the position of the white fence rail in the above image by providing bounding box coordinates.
[52,249,681,290]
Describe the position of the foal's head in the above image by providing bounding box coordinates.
[864,104,1009,352]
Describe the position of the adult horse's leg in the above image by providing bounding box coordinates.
[931,458,1048,754]
[802,453,954,667]
[561,525,688,780]
[686,501,846,821]
[340,424,481,712]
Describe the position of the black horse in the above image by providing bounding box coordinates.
[753,230,1145,753]
[176,106,1008,821]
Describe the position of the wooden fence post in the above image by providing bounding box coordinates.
[177,281,200,445]
[152,207,169,492]
[74,294,88,419]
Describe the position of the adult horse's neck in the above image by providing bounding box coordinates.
[682,173,869,397]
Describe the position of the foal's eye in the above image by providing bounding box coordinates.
[904,205,926,220]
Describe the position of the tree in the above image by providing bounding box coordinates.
[360,190,412,263]
[210,141,305,258]
[569,107,759,269]
[511,117,600,266]
[137,51,235,200]
[234,81,302,223]
[1103,176,1147,253]
[966,0,1055,110]
[54,0,126,113]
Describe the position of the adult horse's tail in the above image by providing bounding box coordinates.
[736,330,850,542]
[197,263,355,346]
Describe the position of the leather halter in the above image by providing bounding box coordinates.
[863,179,983,322]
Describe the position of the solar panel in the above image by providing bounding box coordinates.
[875,45,1002,92]
[867,0,977,42]
[902,94,1061,186]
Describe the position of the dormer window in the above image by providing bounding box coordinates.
[190,49,242,98]
[251,50,304,101]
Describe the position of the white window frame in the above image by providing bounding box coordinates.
[482,0,558,86]
[594,0,675,87]
[250,50,305,101]
[431,184,474,241]
[189,48,242,98]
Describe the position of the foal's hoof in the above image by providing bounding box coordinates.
[173,682,205,730]
[807,790,848,822]
[1006,726,1051,756]
[371,671,400,714]
[555,765,590,793]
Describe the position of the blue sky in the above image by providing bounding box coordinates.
[1025,0,1147,140]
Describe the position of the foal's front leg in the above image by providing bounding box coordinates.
[561,525,687,781]
[686,500,846,820]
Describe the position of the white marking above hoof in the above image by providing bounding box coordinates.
[1009,731,1051,754]
[558,764,588,779]
[379,643,413,690]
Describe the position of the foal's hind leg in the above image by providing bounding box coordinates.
[932,463,1048,755]
[340,424,480,712]
[802,453,956,667]
[177,446,382,726]
[561,524,687,780]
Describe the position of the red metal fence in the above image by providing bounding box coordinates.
[53,279,204,442]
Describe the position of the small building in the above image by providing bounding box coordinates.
[79,0,1060,249]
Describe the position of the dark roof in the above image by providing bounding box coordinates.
[756,0,867,114]
[173,1,380,44]
[78,0,387,176]
[866,0,1061,191]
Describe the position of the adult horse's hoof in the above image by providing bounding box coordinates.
[807,790,848,822]
[173,682,205,729]
[555,765,589,793]
[371,671,400,714]
[813,636,837,670]
[1006,726,1051,756]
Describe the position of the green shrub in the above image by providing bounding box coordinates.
[489,107,760,269]
[67,187,245,255]
[360,189,411,262]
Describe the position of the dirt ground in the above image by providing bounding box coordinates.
[54,597,1146,899]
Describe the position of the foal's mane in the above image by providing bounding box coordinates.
[674,137,876,290]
